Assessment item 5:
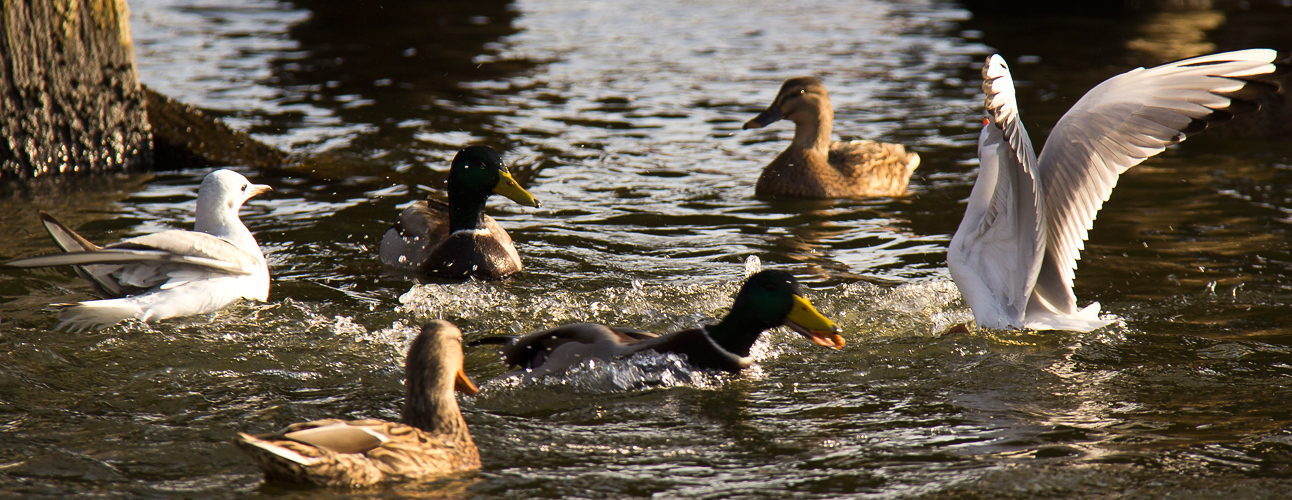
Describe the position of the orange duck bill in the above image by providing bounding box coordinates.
[783,294,844,349]
[455,368,479,395]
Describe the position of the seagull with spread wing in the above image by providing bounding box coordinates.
[949,49,1285,332]
[6,169,273,331]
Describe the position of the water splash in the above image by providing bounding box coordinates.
[397,279,737,336]
[743,255,761,277]
[398,277,975,343]
[478,349,728,396]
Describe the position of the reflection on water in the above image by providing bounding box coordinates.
[2,0,1292,497]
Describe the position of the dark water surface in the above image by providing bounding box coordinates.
[4,0,1292,497]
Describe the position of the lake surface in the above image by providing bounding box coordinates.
[3,0,1292,497]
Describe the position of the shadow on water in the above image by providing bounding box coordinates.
[265,0,542,167]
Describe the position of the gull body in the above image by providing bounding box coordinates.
[5,169,272,331]
[948,49,1284,331]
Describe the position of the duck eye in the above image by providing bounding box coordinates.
[241,183,249,191]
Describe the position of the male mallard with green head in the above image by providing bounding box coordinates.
[380,146,541,280]
[744,76,919,199]
[473,270,845,377]
[235,320,480,487]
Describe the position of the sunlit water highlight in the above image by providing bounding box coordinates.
[2,0,1292,498]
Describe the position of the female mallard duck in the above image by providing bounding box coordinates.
[380,146,541,280]
[235,320,481,487]
[744,76,919,199]
[472,270,845,377]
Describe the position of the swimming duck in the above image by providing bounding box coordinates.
[743,77,919,199]
[472,270,845,377]
[949,49,1284,332]
[380,146,540,280]
[4,169,271,331]
[235,320,480,487]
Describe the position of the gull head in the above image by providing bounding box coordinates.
[195,169,273,233]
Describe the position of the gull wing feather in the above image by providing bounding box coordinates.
[1033,49,1282,312]
[6,227,259,302]
[39,212,101,253]
[34,212,125,297]
[948,55,1045,326]
[108,230,262,273]
[5,247,253,275]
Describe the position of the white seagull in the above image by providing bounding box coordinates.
[6,169,273,331]
[948,49,1284,332]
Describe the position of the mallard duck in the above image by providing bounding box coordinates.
[235,320,481,487]
[949,49,1283,332]
[379,146,541,280]
[472,270,845,377]
[743,77,919,199]
[3,169,271,331]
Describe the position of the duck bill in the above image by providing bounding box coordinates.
[455,368,479,395]
[493,170,541,208]
[784,294,844,350]
[742,106,782,130]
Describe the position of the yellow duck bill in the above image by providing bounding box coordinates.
[493,170,541,208]
[784,294,844,349]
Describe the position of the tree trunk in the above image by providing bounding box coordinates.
[0,0,151,181]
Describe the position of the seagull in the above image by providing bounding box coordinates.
[5,169,273,331]
[948,49,1285,332]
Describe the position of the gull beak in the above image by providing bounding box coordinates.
[493,170,541,208]
[248,184,273,198]
[783,294,844,350]
[743,106,783,130]
[455,368,479,395]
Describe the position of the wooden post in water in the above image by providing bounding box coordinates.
[0,0,152,180]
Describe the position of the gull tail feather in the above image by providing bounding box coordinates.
[1021,302,1114,333]
[55,299,146,332]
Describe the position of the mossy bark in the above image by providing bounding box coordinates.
[0,0,151,180]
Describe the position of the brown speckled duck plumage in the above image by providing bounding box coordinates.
[235,321,480,487]
[744,77,919,199]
